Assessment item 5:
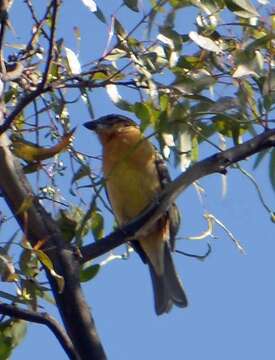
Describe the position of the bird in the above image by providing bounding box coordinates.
[84,114,188,315]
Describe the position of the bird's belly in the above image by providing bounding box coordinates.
[106,162,160,224]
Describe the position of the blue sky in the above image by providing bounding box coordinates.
[6,1,275,359]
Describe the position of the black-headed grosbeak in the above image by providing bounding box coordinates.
[84,114,187,315]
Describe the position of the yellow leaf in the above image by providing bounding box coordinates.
[17,196,33,214]
[34,250,64,293]
[12,129,75,162]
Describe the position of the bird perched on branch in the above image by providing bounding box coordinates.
[84,114,188,315]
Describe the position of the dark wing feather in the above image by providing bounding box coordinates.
[154,150,181,251]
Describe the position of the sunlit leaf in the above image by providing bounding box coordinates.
[65,47,81,75]
[106,84,131,110]
[12,129,75,162]
[178,130,192,170]
[81,0,97,12]
[189,31,222,53]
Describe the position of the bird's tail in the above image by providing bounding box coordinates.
[149,243,188,315]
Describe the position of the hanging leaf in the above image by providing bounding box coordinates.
[12,129,75,162]
[91,210,104,241]
[65,47,81,75]
[106,84,131,110]
[71,164,91,185]
[81,0,97,12]
[224,0,259,18]
[124,0,139,12]
[80,263,100,282]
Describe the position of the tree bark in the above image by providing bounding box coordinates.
[0,129,106,359]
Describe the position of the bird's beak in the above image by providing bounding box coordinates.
[83,120,100,132]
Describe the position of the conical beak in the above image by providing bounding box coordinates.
[83,120,99,131]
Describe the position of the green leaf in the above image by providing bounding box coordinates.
[80,263,100,282]
[19,249,39,278]
[124,0,139,12]
[94,6,106,24]
[0,320,27,359]
[225,0,259,18]
[269,148,275,191]
[71,164,91,185]
[114,18,127,39]
[91,210,104,241]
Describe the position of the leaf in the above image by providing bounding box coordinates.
[106,84,131,110]
[17,196,33,214]
[81,0,97,12]
[34,250,64,293]
[189,31,222,53]
[94,6,106,23]
[57,209,78,242]
[65,47,81,75]
[71,164,91,184]
[0,320,27,360]
[225,0,259,17]
[114,18,127,39]
[178,130,192,171]
[80,263,100,282]
[19,249,39,278]
[91,210,104,241]
[232,64,258,78]
[12,129,75,162]
[123,0,139,12]
[0,252,18,282]
[269,148,275,191]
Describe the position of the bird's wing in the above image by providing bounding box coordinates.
[154,150,181,251]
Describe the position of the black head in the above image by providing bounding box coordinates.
[83,114,136,132]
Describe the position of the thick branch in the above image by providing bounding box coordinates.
[0,131,106,358]
[81,129,275,263]
[0,302,79,360]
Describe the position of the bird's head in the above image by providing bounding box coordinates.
[84,114,139,144]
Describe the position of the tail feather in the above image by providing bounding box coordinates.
[149,243,188,315]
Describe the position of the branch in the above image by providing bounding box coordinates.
[0,122,106,358]
[81,129,275,263]
[41,0,60,88]
[0,302,79,360]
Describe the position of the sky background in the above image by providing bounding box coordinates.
[4,1,275,359]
